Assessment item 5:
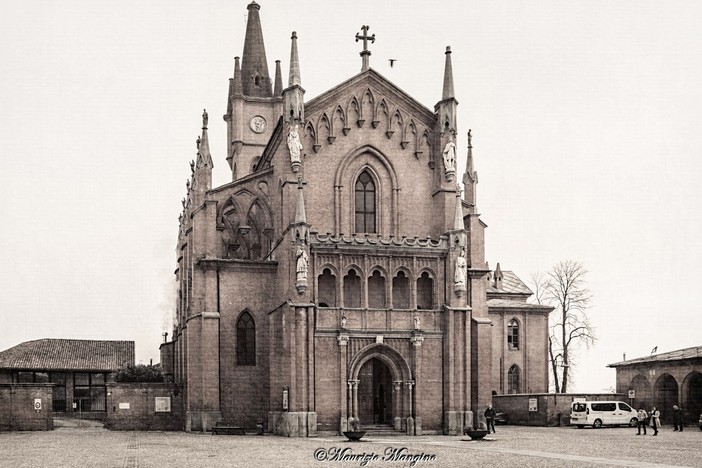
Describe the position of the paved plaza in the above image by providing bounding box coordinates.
[0,424,700,468]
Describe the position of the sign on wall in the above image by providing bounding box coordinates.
[119,402,130,410]
[528,398,538,412]
[33,398,41,411]
[628,390,635,399]
[155,397,171,413]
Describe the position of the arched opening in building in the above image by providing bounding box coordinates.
[630,374,652,410]
[343,269,362,308]
[358,358,393,426]
[683,371,702,426]
[508,365,521,394]
[392,271,410,309]
[416,272,433,309]
[367,270,386,309]
[654,373,679,425]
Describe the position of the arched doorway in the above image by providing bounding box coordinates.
[683,371,702,426]
[630,374,652,410]
[358,358,392,425]
[654,374,679,425]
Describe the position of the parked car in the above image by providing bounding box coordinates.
[570,401,638,429]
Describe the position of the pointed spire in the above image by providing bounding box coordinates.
[494,263,503,290]
[453,184,464,230]
[283,31,305,124]
[288,32,301,87]
[233,56,243,95]
[197,109,213,169]
[274,60,283,96]
[241,1,272,97]
[463,130,478,206]
[442,46,455,100]
[294,177,307,224]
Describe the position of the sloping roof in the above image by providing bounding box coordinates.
[487,298,553,311]
[0,339,134,371]
[608,346,702,368]
[487,271,533,295]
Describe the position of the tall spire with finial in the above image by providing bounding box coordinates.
[442,46,455,100]
[241,1,272,97]
[283,31,305,124]
[463,129,478,206]
[435,46,458,135]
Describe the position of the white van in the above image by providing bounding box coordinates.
[570,401,638,428]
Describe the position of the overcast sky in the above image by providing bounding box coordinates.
[1,1,701,393]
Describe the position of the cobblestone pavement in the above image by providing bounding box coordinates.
[0,424,700,468]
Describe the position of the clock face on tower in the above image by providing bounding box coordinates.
[250,116,266,133]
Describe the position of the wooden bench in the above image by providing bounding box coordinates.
[212,422,245,435]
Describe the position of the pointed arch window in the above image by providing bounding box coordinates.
[354,170,376,233]
[508,365,520,394]
[507,319,520,350]
[416,272,434,310]
[237,312,256,366]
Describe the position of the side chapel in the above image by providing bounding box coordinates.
[160,1,553,436]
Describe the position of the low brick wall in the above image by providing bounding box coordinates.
[492,393,626,426]
[0,384,54,431]
[105,383,183,431]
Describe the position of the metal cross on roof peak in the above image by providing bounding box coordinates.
[355,25,375,71]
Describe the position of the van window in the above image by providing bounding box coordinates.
[591,403,616,412]
[618,403,633,412]
[572,403,587,412]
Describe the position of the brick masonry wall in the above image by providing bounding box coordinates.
[493,393,625,426]
[0,384,53,431]
[105,383,183,431]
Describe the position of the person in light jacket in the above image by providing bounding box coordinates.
[636,407,648,435]
[650,406,660,436]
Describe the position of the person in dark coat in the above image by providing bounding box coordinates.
[485,404,496,433]
[673,405,684,432]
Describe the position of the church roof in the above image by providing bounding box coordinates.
[305,68,436,125]
[487,298,552,311]
[608,346,702,368]
[486,270,533,295]
[0,339,134,371]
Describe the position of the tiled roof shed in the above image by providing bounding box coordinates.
[0,339,134,371]
[608,346,702,368]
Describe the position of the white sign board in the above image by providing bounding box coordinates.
[33,398,42,410]
[119,402,130,410]
[155,397,171,413]
[628,390,635,399]
[528,398,538,412]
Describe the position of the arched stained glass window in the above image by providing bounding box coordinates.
[508,365,520,394]
[355,171,376,233]
[237,311,256,366]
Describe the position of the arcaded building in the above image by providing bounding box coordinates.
[160,2,552,436]
[609,346,702,425]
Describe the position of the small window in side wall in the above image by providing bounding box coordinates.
[507,318,519,350]
[507,365,520,394]
[237,311,256,366]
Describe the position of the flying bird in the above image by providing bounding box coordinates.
[389,59,397,68]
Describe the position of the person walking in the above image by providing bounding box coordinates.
[636,407,648,435]
[484,404,496,434]
[673,405,684,432]
[650,406,660,436]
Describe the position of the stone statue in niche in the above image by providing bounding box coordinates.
[341,314,347,329]
[295,246,308,281]
[413,315,421,331]
[454,248,467,288]
[287,124,303,164]
[442,134,456,174]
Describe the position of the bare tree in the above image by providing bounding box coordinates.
[530,261,596,393]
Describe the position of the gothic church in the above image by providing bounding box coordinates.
[160,2,552,436]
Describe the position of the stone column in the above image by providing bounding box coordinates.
[338,334,349,432]
[393,381,403,430]
[405,380,415,435]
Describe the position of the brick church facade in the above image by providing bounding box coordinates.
[160,2,552,436]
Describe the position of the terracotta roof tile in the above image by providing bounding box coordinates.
[0,339,134,371]
[486,271,533,295]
